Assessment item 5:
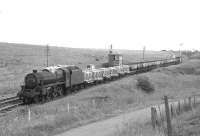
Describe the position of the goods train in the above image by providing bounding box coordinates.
[18,52,181,103]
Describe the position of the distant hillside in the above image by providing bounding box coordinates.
[0,42,170,95]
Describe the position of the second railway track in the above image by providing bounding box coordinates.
[0,95,23,115]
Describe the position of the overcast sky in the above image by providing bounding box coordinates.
[0,0,199,51]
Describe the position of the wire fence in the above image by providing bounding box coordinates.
[151,94,200,136]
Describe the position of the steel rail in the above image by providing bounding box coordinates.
[0,95,22,114]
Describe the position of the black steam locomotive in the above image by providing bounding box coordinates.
[18,52,181,103]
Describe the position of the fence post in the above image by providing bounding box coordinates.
[184,98,188,111]
[28,106,31,121]
[188,97,192,110]
[67,103,70,112]
[170,104,174,118]
[158,105,164,123]
[151,107,157,129]
[178,101,181,115]
[164,96,172,136]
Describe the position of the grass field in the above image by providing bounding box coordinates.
[0,42,171,95]
[114,102,200,136]
[0,56,200,135]
[172,105,200,136]
[112,59,200,136]
[113,121,165,136]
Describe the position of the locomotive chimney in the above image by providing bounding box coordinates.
[33,69,37,73]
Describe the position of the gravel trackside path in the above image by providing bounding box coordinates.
[55,107,151,136]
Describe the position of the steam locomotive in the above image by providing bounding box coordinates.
[18,52,181,103]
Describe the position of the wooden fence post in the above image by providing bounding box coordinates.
[193,96,196,107]
[151,107,157,129]
[184,99,186,110]
[188,97,192,110]
[27,106,31,121]
[158,105,164,123]
[178,101,181,115]
[164,96,172,136]
[170,104,174,118]
[67,103,70,112]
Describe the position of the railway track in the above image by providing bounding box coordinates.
[0,95,23,115]
[0,60,180,115]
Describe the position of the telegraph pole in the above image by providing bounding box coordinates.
[142,46,146,61]
[46,44,50,67]
[179,43,183,62]
[109,44,113,54]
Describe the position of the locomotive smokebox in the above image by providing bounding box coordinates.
[33,69,37,73]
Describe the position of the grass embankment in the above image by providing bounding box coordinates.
[113,121,164,136]
[112,59,200,136]
[0,42,170,95]
[113,104,200,136]
[1,59,200,136]
[172,106,200,136]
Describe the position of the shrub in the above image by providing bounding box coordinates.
[101,62,109,68]
[136,76,155,93]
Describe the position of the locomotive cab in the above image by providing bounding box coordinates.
[59,65,84,89]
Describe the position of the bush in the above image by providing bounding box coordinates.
[136,76,155,93]
[101,62,109,68]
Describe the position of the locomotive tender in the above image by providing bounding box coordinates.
[18,52,181,103]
